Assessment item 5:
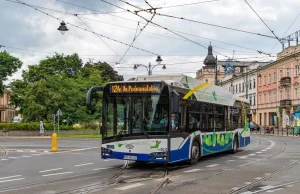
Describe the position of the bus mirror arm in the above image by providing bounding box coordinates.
[86,86,104,105]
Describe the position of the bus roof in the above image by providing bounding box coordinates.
[110,75,249,106]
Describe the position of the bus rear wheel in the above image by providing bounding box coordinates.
[232,136,238,154]
[189,141,200,165]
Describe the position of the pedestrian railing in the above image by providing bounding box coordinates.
[251,126,300,137]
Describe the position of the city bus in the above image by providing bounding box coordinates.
[86,75,250,164]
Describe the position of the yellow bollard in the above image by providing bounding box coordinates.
[52,133,58,152]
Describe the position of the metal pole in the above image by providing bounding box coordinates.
[215,56,218,85]
[246,68,249,99]
[149,63,151,76]
[58,114,60,132]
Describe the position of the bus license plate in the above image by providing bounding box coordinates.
[123,155,137,160]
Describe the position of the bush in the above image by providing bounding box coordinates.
[0,122,90,131]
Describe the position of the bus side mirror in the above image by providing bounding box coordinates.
[86,86,104,105]
[171,91,180,113]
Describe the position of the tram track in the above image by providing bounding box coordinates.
[158,136,291,193]
[0,147,7,160]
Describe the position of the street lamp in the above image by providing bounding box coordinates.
[58,21,68,35]
[134,56,166,76]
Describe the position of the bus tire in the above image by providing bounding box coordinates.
[189,141,200,165]
[232,135,238,154]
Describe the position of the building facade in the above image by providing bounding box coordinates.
[221,61,270,122]
[0,90,15,122]
[257,44,300,127]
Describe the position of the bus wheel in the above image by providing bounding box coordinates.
[232,136,238,154]
[189,141,200,165]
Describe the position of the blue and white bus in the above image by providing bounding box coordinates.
[86,75,250,164]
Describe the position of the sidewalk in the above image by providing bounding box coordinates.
[0,136,51,139]
[251,132,300,138]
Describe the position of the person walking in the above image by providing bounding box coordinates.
[40,121,45,136]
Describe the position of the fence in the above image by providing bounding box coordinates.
[251,126,300,137]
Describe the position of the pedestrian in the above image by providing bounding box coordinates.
[40,121,45,136]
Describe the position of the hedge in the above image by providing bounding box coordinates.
[0,122,99,131]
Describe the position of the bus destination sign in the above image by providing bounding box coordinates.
[111,83,160,93]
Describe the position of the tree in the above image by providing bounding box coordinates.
[0,51,22,95]
[9,54,123,124]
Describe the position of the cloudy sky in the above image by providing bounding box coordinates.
[1,0,300,82]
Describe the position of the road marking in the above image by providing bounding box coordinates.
[266,148,271,150]
[17,150,23,152]
[30,150,36,153]
[0,175,22,180]
[22,156,31,158]
[42,172,73,177]
[256,152,262,154]
[39,168,63,173]
[239,156,248,159]
[266,188,283,192]
[0,178,25,183]
[231,187,240,191]
[227,160,236,162]
[254,177,262,180]
[262,150,267,152]
[116,183,144,190]
[1,159,8,161]
[31,154,41,156]
[8,157,18,159]
[206,164,219,168]
[184,169,202,173]
[74,163,93,167]
[43,151,49,153]
[248,154,256,156]
[93,167,113,171]
[244,182,252,185]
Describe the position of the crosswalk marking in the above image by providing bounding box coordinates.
[206,164,219,168]
[116,183,144,190]
[184,169,201,173]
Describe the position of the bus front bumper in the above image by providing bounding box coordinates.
[101,149,167,163]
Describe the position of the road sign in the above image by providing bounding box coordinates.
[56,108,62,116]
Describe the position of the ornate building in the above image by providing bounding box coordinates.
[257,44,300,128]
[0,90,15,122]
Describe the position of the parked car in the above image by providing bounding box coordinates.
[250,122,260,131]
[12,116,22,123]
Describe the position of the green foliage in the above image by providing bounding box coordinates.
[0,51,22,95]
[8,53,123,124]
[0,122,98,131]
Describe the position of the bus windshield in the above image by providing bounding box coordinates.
[103,94,169,139]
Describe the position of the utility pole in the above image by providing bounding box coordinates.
[246,68,249,99]
[215,56,218,85]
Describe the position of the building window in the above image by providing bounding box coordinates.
[296,88,298,99]
[287,88,290,99]
[250,96,252,106]
[274,72,276,82]
[253,79,256,88]
[264,94,266,103]
[264,76,266,85]
[280,70,283,78]
[280,91,282,100]
[269,92,271,103]
[235,67,240,73]
[296,65,299,77]
[239,84,241,92]
[253,96,256,105]
[287,68,290,77]
[274,91,276,102]
[205,79,208,82]
[260,95,262,104]
[242,83,244,92]
[236,85,238,93]
[268,74,271,84]
[249,80,252,89]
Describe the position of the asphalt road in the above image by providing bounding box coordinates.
[1,135,300,194]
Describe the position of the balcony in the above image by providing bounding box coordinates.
[280,99,292,108]
[280,77,291,87]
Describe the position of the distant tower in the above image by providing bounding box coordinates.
[204,43,216,68]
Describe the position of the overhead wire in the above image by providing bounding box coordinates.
[244,0,281,43]
[6,0,271,55]
[9,0,160,57]
[75,15,126,63]
[269,12,300,53]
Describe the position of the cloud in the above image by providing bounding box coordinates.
[1,0,299,82]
